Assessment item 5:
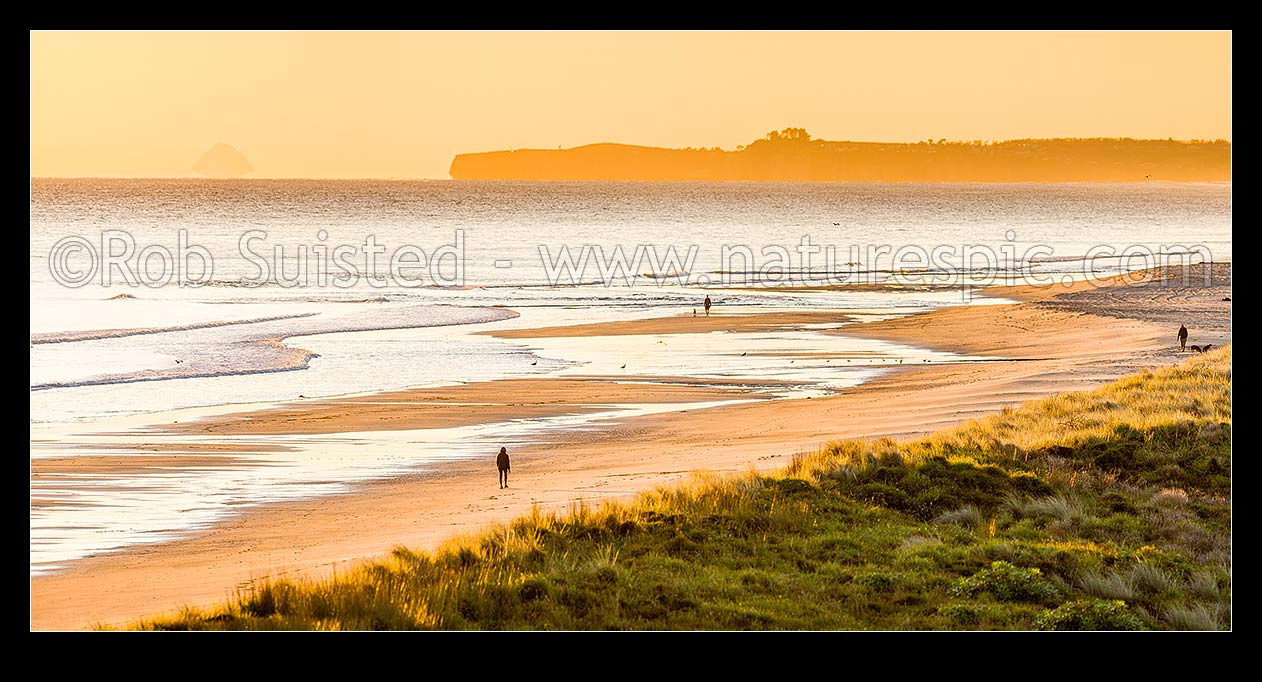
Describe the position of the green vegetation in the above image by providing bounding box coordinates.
[1035,598,1146,631]
[135,347,1231,631]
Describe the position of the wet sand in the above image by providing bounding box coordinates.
[164,377,776,436]
[487,309,855,339]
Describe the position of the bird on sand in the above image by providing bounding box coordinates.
[741,352,747,356]
[620,364,626,369]
[531,361,537,365]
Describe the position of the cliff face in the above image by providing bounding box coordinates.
[449,138,1231,182]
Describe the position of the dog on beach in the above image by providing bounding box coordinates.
[1190,344,1214,354]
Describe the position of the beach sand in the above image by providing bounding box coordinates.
[164,377,774,437]
[29,263,1230,630]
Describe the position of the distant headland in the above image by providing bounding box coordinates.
[449,128,1230,182]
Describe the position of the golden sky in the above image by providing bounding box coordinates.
[30,31,1231,179]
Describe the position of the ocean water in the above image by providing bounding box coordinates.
[30,180,1232,419]
[28,180,1232,573]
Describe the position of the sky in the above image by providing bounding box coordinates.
[30,31,1232,179]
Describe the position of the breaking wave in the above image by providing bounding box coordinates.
[30,305,518,390]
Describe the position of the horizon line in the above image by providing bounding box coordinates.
[31,176,1235,183]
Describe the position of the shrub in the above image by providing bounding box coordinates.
[1035,599,1144,631]
[855,573,896,593]
[936,603,1015,627]
[938,603,985,626]
[950,561,1058,602]
[1100,492,1137,514]
[519,578,551,603]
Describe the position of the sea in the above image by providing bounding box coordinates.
[29,179,1232,574]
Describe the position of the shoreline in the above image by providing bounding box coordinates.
[29,264,1230,630]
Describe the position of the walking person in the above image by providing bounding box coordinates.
[704,295,712,317]
[1178,324,1188,352]
[497,446,511,489]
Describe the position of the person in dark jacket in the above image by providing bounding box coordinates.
[497,446,511,489]
[1178,324,1188,352]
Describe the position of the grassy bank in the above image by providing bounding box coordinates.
[135,347,1231,631]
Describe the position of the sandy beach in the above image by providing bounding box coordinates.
[28,263,1231,631]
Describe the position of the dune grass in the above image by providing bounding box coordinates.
[134,346,1231,631]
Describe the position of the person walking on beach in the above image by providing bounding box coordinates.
[497,446,511,489]
[704,295,712,317]
[1178,324,1188,352]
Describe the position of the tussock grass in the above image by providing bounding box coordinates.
[1004,494,1082,524]
[932,506,984,528]
[1159,603,1224,631]
[133,346,1231,631]
[1078,571,1137,601]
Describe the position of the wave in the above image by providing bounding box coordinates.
[193,276,484,290]
[198,279,265,288]
[309,296,389,303]
[1024,251,1207,265]
[31,305,519,390]
[201,295,391,305]
[479,279,611,289]
[31,313,320,345]
[195,278,402,289]
[708,264,1023,277]
[31,343,318,390]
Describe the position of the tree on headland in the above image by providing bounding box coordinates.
[761,128,812,144]
[746,128,815,155]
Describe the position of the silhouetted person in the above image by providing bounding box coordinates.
[1178,324,1188,352]
[704,295,712,317]
[496,446,510,489]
